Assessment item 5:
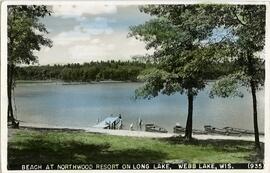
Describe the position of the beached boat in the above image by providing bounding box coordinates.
[204,125,232,135]
[192,129,208,134]
[145,123,168,133]
[173,125,207,134]
[223,126,264,136]
[173,125,185,133]
[203,125,263,136]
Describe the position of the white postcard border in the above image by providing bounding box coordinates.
[1,0,269,173]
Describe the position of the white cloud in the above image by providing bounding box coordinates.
[52,29,91,46]
[52,17,114,46]
[66,31,151,61]
[35,5,154,65]
[69,44,115,61]
[52,5,117,19]
[36,31,152,65]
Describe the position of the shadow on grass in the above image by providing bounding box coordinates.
[160,136,264,162]
[8,138,167,165]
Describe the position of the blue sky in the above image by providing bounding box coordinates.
[36,5,153,65]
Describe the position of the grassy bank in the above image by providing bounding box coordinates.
[8,128,263,165]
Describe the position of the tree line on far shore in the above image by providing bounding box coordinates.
[14,60,233,82]
[15,61,150,82]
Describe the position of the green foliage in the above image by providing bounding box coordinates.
[206,5,265,150]
[129,5,221,98]
[136,68,171,99]
[8,5,52,65]
[129,5,232,140]
[129,5,265,142]
[15,61,152,82]
[209,5,265,98]
[209,74,244,98]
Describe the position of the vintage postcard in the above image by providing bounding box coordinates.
[1,0,269,172]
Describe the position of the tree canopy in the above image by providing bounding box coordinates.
[129,5,221,98]
[208,5,266,151]
[129,5,265,143]
[210,5,265,95]
[8,5,52,65]
[129,5,223,139]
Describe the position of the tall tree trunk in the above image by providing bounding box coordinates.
[7,64,16,126]
[250,81,261,151]
[246,51,261,151]
[185,89,193,140]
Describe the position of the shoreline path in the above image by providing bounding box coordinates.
[18,122,265,142]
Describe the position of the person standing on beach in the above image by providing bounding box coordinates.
[138,117,143,130]
[130,123,134,131]
[118,114,123,129]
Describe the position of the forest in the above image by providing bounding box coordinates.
[15,61,152,82]
[15,60,232,82]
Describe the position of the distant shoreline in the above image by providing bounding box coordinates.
[15,80,141,84]
[15,79,217,84]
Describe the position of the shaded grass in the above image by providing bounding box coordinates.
[8,128,262,165]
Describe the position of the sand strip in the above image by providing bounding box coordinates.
[18,122,264,142]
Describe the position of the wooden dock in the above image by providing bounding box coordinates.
[93,116,121,129]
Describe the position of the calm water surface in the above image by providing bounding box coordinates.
[14,82,265,132]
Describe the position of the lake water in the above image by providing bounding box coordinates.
[14,82,265,132]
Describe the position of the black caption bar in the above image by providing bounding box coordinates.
[8,163,264,170]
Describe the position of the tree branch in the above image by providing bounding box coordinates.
[232,8,247,26]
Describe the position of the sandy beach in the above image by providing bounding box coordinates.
[17,122,265,142]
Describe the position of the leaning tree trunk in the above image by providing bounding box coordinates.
[250,81,261,151]
[7,64,16,126]
[185,89,194,140]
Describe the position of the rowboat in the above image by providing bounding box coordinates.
[173,125,207,134]
[145,123,168,133]
[203,125,263,136]
[173,125,185,133]
[204,125,232,135]
[223,126,264,136]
